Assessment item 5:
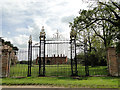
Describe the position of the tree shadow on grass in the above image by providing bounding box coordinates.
[100,76,120,80]
[56,76,119,81]
[56,76,89,80]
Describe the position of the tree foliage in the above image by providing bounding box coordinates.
[70,0,120,66]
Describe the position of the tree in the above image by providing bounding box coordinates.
[70,0,120,49]
[70,0,120,66]
[79,1,120,29]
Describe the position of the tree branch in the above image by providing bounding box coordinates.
[111,1,120,10]
[90,18,120,28]
[91,26,105,41]
[99,1,120,20]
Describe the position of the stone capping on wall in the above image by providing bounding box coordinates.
[107,47,120,76]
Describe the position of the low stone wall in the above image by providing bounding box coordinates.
[107,47,120,76]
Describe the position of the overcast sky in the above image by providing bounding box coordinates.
[1,0,90,49]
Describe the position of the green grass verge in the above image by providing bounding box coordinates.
[10,64,108,77]
[1,77,119,88]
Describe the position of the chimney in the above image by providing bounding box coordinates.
[61,54,62,57]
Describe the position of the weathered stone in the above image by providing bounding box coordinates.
[2,48,9,77]
[0,38,18,77]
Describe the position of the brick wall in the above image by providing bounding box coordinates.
[107,47,119,76]
[117,53,120,76]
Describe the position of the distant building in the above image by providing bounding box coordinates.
[36,54,67,65]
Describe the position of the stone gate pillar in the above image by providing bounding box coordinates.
[107,47,119,76]
[2,45,11,77]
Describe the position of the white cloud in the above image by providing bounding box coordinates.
[13,34,29,48]
[16,27,30,34]
[2,0,89,48]
[7,32,10,34]
[61,15,75,24]
[3,34,29,49]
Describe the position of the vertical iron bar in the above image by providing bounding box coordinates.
[43,37,45,76]
[70,39,73,76]
[28,42,30,76]
[39,39,41,76]
[28,43,29,76]
[30,43,32,76]
[74,39,78,76]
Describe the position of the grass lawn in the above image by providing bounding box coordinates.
[6,64,116,88]
[1,76,119,88]
[10,64,108,77]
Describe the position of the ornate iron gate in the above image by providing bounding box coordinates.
[9,27,108,78]
[27,26,78,77]
[9,26,108,77]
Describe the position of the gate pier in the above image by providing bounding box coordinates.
[39,26,46,76]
